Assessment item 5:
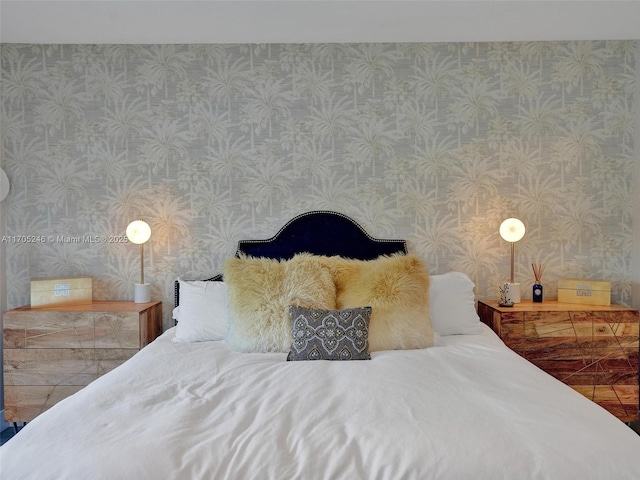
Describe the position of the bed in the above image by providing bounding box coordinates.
[2,210,640,479]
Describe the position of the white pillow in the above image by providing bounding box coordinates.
[429,272,482,336]
[172,279,228,343]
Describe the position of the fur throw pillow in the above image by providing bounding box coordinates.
[223,253,336,353]
[332,253,433,352]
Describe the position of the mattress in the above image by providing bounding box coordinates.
[2,324,639,479]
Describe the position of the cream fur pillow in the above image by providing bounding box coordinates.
[332,254,433,352]
[223,253,336,353]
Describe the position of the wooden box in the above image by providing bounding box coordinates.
[557,278,611,306]
[30,276,93,308]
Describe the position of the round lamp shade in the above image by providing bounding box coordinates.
[499,218,525,243]
[126,220,151,245]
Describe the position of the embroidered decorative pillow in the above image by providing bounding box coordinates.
[287,305,372,361]
[223,253,336,353]
[332,253,433,352]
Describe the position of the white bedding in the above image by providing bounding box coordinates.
[2,324,640,479]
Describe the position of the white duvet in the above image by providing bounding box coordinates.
[2,324,640,479]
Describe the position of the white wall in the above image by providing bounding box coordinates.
[1,1,640,44]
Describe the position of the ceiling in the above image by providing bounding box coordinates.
[1,1,639,44]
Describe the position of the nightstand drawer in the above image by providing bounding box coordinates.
[523,346,638,382]
[3,301,162,422]
[5,386,85,421]
[4,348,137,385]
[478,300,639,422]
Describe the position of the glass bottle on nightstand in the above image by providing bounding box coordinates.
[531,263,545,303]
[532,283,543,302]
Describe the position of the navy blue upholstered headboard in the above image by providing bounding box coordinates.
[237,210,406,260]
[174,210,407,306]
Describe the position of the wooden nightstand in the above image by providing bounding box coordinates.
[3,300,163,422]
[477,300,639,422]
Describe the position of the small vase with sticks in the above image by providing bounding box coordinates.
[532,263,545,302]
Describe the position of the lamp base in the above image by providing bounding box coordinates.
[133,283,151,303]
[501,282,521,305]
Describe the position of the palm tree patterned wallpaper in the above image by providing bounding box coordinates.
[1,41,636,326]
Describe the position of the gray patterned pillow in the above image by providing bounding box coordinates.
[287,305,372,361]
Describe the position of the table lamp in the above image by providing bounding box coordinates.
[126,220,151,303]
[499,217,525,305]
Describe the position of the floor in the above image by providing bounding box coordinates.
[1,423,26,446]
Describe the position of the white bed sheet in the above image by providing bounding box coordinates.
[2,324,640,479]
